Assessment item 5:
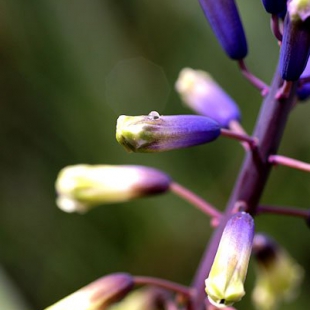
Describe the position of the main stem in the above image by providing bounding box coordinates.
[191,66,297,309]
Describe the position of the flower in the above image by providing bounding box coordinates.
[198,0,247,60]
[175,68,241,128]
[44,273,134,310]
[252,233,304,310]
[279,0,310,81]
[116,111,221,153]
[205,212,254,308]
[55,164,171,213]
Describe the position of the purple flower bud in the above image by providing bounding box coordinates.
[198,0,248,60]
[261,0,287,15]
[205,212,254,308]
[45,273,134,310]
[175,68,241,128]
[280,1,310,81]
[116,111,221,153]
[297,82,310,100]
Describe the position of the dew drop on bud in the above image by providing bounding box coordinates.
[148,111,161,120]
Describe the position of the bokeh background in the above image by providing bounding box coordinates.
[1,0,310,309]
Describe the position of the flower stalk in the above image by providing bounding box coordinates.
[192,68,298,308]
[269,154,310,172]
[169,182,221,220]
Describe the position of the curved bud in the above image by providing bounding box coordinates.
[252,234,304,310]
[280,0,310,81]
[198,0,248,60]
[261,0,287,15]
[175,68,241,128]
[116,112,221,153]
[55,164,171,213]
[44,273,134,310]
[205,212,254,308]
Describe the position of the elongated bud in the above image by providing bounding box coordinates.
[56,164,171,213]
[252,234,304,310]
[44,273,134,310]
[175,68,241,128]
[198,0,248,60]
[280,0,310,81]
[261,0,287,14]
[205,212,254,308]
[116,111,220,153]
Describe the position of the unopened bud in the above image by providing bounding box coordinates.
[175,68,241,128]
[205,212,254,308]
[116,112,220,153]
[280,0,310,81]
[56,164,171,213]
[252,234,304,310]
[198,0,248,60]
[45,273,134,310]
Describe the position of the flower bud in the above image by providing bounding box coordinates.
[175,68,241,128]
[261,0,287,15]
[55,164,171,213]
[297,82,310,100]
[205,212,254,308]
[252,234,304,310]
[280,0,310,81]
[198,0,248,60]
[109,288,165,310]
[297,56,310,100]
[116,111,220,153]
[44,273,134,310]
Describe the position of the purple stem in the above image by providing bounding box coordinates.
[228,120,250,151]
[238,60,269,95]
[271,14,283,42]
[269,154,310,173]
[133,276,192,298]
[220,128,258,149]
[257,204,310,219]
[169,182,221,219]
[191,67,297,309]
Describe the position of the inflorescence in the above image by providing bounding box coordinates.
[48,1,310,309]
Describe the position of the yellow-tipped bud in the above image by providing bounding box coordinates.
[55,164,171,213]
[205,212,254,308]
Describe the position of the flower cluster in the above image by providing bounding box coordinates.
[48,1,310,309]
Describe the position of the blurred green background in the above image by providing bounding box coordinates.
[1,0,310,309]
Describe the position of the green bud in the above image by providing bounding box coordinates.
[205,212,254,308]
[55,164,171,213]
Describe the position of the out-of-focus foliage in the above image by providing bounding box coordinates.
[0,0,309,309]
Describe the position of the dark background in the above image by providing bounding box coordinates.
[0,0,310,309]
